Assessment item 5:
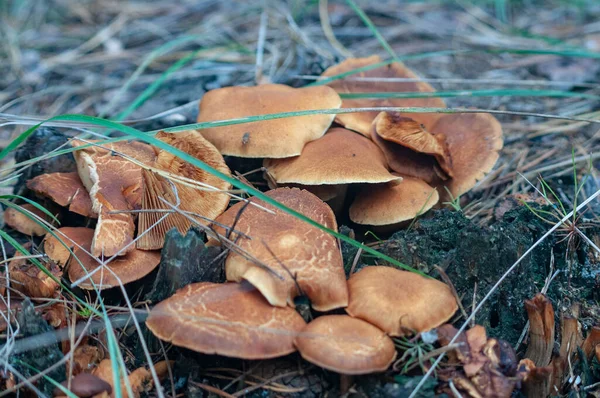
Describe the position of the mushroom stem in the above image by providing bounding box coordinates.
[339,374,353,395]
[326,184,348,216]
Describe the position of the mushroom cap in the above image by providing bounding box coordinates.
[429,113,503,198]
[56,373,112,398]
[212,187,348,311]
[26,172,96,218]
[197,84,342,158]
[349,176,439,226]
[66,230,160,290]
[321,56,445,137]
[264,128,400,185]
[137,130,231,250]
[372,112,453,179]
[346,266,458,336]
[44,227,95,267]
[72,139,156,257]
[4,203,49,236]
[294,315,397,375]
[146,282,307,359]
[9,253,61,299]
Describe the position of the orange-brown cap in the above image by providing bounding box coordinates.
[26,172,96,218]
[146,282,307,359]
[137,130,231,250]
[197,84,342,158]
[349,176,439,226]
[4,203,50,236]
[44,227,95,267]
[8,254,61,299]
[294,315,397,374]
[321,56,445,137]
[72,139,156,257]
[66,229,160,290]
[346,266,457,336]
[264,128,400,186]
[212,187,348,311]
[429,113,503,198]
[371,112,453,179]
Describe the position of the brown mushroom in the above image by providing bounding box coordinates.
[137,130,231,250]
[8,252,62,299]
[43,227,95,267]
[346,266,457,336]
[4,203,51,236]
[429,113,503,198]
[65,229,160,290]
[26,172,96,218]
[294,315,397,375]
[55,373,112,398]
[371,111,453,183]
[146,282,307,359]
[321,55,445,137]
[210,187,348,311]
[197,84,341,158]
[349,176,439,227]
[72,139,156,257]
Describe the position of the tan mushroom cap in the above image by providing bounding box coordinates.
[294,315,397,375]
[346,266,458,336]
[429,113,503,198]
[211,187,348,311]
[72,139,156,257]
[137,130,231,250]
[4,203,49,236]
[9,254,61,299]
[146,282,307,359]
[44,227,95,267]
[66,230,160,290]
[372,112,453,178]
[321,55,445,137]
[349,176,439,226]
[264,128,400,186]
[27,172,96,218]
[197,84,342,158]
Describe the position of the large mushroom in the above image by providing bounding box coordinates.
[346,266,458,336]
[146,282,307,359]
[196,84,342,158]
[136,130,231,250]
[321,55,445,137]
[210,187,348,311]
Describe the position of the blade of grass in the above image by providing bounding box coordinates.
[344,0,398,60]
[339,89,600,101]
[0,195,60,224]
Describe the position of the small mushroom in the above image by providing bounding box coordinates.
[26,172,96,218]
[346,266,457,336]
[321,55,445,137]
[210,187,348,311]
[72,139,156,257]
[197,84,342,158]
[349,176,439,227]
[136,130,231,250]
[8,253,62,299]
[4,203,51,236]
[146,282,307,359]
[55,373,112,398]
[43,227,95,267]
[65,229,160,290]
[294,315,397,375]
[264,128,400,206]
[370,111,453,183]
[429,113,503,198]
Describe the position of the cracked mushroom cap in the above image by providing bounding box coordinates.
[72,139,156,257]
[137,130,231,250]
[294,315,397,375]
[264,128,400,186]
[211,187,348,311]
[197,84,342,158]
[4,203,50,236]
[349,176,439,226]
[44,227,95,267]
[429,113,503,198]
[66,229,160,290]
[26,172,96,218]
[346,266,458,336]
[371,112,453,182]
[146,282,307,359]
[321,55,445,137]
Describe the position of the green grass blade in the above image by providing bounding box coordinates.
[339,89,600,101]
[0,195,60,224]
[344,0,398,61]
